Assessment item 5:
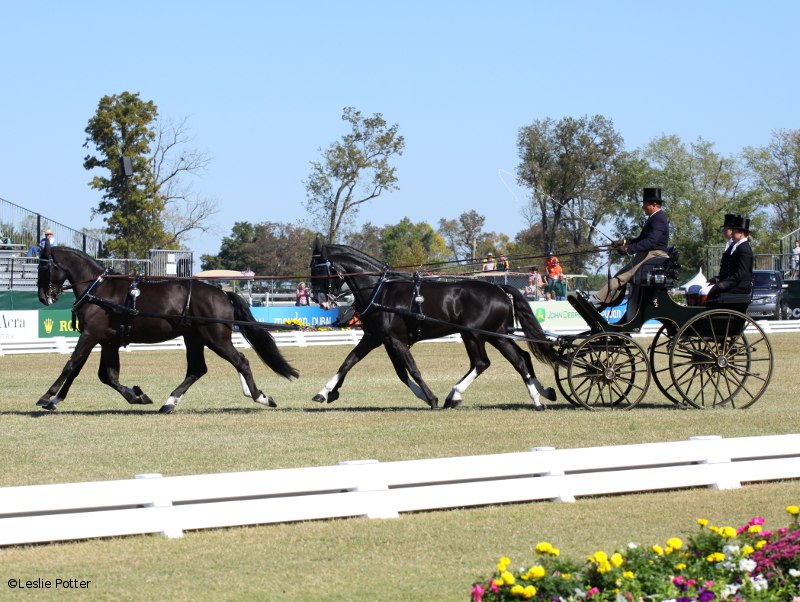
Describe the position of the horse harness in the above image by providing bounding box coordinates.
[70,271,194,345]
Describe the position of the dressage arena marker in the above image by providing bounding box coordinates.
[1,434,799,546]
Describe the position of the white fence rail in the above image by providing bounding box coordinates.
[1,434,799,547]
[2,321,798,356]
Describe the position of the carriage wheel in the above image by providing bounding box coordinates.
[648,323,687,406]
[567,333,650,410]
[554,361,582,407]
[554,339,587,407]
[668,310,773,409]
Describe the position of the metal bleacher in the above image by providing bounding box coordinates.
[0,247,39,291]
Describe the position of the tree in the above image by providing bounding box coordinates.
[200,221,258,271]
[625,135,753,270]
[743,128,800,245]
[437,210,486,263]
[381,218,448,268]
[152,117,218,247]
[344,222,384,259]
[84,92,162,258]
[84,92,217,258]
[200,221,316,279]
[516,115,626,273]
[304,107,405,243]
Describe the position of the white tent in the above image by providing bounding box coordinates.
[681,269,706,294]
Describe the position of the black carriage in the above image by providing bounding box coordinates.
[556,248,773,410]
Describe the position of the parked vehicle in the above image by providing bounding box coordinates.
[747,270,789,320]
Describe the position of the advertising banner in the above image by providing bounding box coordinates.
[39,310,81,337]
[250,306,339,327]
[0,309,38,341]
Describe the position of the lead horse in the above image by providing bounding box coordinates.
[36,242,298,413]
[309,240,559,409]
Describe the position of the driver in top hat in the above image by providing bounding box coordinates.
[588,187,670,310]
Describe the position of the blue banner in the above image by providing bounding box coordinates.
[250,306,339,327]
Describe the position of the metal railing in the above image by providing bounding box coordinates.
[0,196,102,256]
[705,246,795,278]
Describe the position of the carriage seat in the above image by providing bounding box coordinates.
[632,247,680,287]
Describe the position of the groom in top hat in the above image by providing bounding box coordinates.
[706,215,754,305]
[589,187,670,310]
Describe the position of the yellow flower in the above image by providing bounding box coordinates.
[756,540,768,550]
[526,565,546,580]
[510,584,524,596]
[561,573,572,580]
[787,505,800,516]
[522,585,537,599]
[720,526,737,539]
[674,563,687,571]
[697,518,709,527]
[666,537,683,550]
[535,542,553,554]
[597,560,612,574]
[611,553,623,568]
[592,551,608,563]
[623,571,635,579]
[707,552,725,563]
[550,548,560,557]
[652,545,664,556]
[742,545,755,555]
[748,525,762,534]
[502,571,515,585]
[498,556,511,572]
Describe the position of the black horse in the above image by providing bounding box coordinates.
[36,242,298,413]
[309,240,559,410]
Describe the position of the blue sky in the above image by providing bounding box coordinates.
[2,1,797,263]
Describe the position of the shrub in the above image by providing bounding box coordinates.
[471,505,800,601]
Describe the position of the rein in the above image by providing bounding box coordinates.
[370,302,557,346]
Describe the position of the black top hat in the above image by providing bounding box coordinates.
[721,213,737,229]
[642,188,662,204]
[731,215,752,233]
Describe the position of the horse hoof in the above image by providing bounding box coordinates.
[254,395,277,408]
[132,387,153,404]
[42,402,58,412]
[36,399,49,407]
[158,404,175,414]
[312,394,326,403]
[327,391,339,403]
[542,387,557,402]
[442,398,461,409]
[534,404,546,412]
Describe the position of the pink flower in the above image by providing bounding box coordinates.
[587,587,600,597]
[471,583,485,602]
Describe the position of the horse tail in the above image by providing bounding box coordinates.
[226,292,300,380]
[501,285,561,367]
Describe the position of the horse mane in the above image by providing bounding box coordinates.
[53,246,119,274]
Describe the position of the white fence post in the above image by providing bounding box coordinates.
[689,435,741,490]
[134,473,184,539]
[531,446,575,503]
[339,460,399,519]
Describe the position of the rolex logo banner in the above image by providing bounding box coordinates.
[39,310,80,338]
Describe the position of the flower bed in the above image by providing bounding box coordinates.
[471,505,800,601]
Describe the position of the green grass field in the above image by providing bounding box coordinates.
[1,334,799,601]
